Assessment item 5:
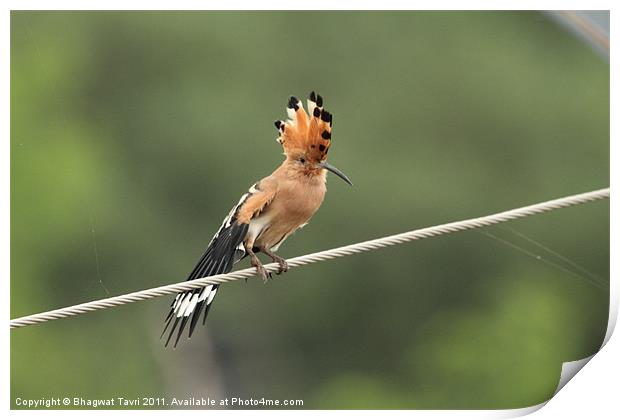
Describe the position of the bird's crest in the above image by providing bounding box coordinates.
[274,91,332,162]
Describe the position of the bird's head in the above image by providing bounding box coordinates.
[274,92,352,186]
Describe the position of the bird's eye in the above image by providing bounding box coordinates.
[299,157,306,164]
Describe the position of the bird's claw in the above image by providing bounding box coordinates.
[274,257,289,275]
[255,264,271,283]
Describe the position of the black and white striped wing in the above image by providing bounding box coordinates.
[161,193,251,347]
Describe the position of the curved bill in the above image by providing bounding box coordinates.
[319,161,353,186]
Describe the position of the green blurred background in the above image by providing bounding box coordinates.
[10,11,609,409]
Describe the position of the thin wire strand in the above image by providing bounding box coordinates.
[480,230,607,291]
[10,188,610,330]
[89,212,110,297]
[498,225,608,286]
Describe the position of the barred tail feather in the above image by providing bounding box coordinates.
[162,218,248,348]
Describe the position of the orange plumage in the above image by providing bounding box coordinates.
[275,92,332,164]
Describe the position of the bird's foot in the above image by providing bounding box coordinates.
[260,247,289,275]
[251,258,272,283]
[272,255,289,275]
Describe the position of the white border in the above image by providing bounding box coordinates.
[3,2,616,419]
[0,0,616,10]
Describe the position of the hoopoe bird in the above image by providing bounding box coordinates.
[162,92,352,347]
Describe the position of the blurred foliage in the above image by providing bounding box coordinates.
[11,11,609,409]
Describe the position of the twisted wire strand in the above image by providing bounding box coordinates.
[10,188,610,330]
